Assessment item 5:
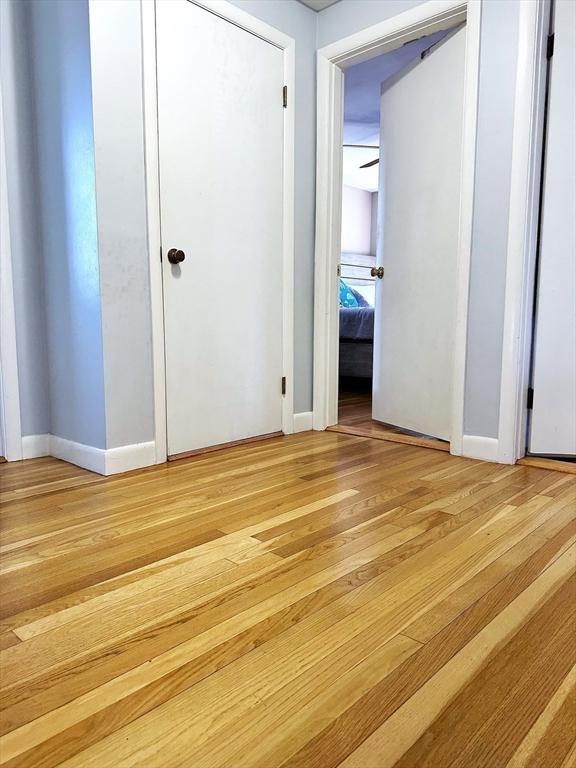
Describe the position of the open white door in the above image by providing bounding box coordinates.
[372,28,465,441]
[529,0,576,457]
[157,1,285,457]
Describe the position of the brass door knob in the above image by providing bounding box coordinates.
[167,248,186,265]
[371,266,384,279]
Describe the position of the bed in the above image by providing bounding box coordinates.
[339,305,374,380]
[338,258,376,380]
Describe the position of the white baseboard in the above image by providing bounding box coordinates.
[105,441,156,475]
[462,435,500,463]
[21,434,50,459]
[50,435,106,474]
[19,434,156,475]
[293,411,313,433]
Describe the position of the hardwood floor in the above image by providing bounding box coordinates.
[0,430,575,767]
[329,390,450,452]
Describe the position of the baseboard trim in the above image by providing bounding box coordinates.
[105,441,157,475]
[462,435,501,463]
[19,434,156,476]
[21,434,50,459]
[50,436,106,474]
[293,412,313,433]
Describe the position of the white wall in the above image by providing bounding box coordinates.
[463,0,519,436]
[89,0,155,448]
[341,186,372,254]
[28,0,107,449]
[4,0,156,450]
[0,0,50,437]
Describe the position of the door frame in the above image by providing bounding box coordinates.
[497,0,551,463]
[312,0,481,456]
[142,0,295,464]
[0,53,23,462]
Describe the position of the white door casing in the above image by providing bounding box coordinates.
[372,27,466,441]
[157,0,286,456]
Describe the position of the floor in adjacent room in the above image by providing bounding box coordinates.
[330,387,450,452]
[0,430,575,767]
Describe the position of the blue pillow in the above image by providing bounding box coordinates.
[339,279,370,308]
[350,285,370,307]
[339,279,359,307]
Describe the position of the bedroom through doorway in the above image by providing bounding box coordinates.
[328,25,465,453]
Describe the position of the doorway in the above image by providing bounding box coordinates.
[330,30,456,455]
[313,3,480,457]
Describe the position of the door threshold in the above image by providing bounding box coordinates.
[326,423,450,452]
[168,431,284,461]
[516,455,576,474]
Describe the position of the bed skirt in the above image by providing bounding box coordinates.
[339,340,373,379]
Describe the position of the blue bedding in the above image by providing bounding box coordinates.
[339,307,374,342]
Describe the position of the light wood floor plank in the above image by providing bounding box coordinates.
[336,549,575,768]
[505,665,576,768]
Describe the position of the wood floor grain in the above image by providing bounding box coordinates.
[0,430,574,767]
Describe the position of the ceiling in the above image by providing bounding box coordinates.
[344,29,451,127]
[297,0,341,11]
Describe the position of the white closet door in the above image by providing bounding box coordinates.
[157,1,285,456]
[529,1,576,456]
[372,28,465,441]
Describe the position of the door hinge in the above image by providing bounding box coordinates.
[527,387,534,410]
[283,85,288,108]
[546,33,554,59]
[160,246,163,262]
[337,264,341,276]
[281,376,287,395]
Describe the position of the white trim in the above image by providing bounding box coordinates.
[312,0,481,454]
[497,0,550,465]
[141,0,296,456]
[450,0,481,457]
[187,0,294,49]
[22,434,156,475]
[0,27,23,462]
[280,28,296,437]
[312,55,344,430]
[293,411,313,433]
[48,436,106,475]
[319,0,467,64]
[462,435,499,463]
[21,434,50,460]
[104,441,157,475]
[141,0,167,464]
